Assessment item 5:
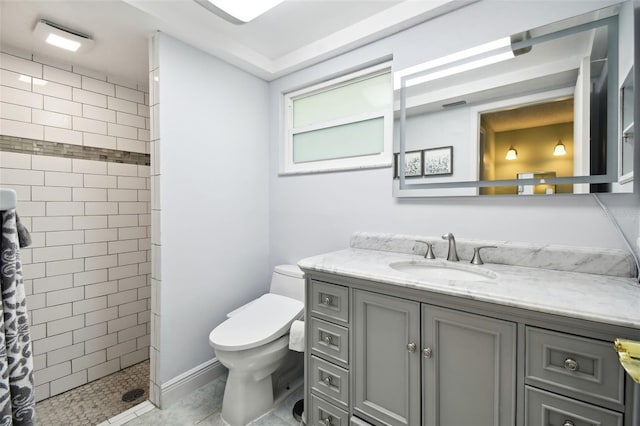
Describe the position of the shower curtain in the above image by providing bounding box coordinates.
[0,210,34,426]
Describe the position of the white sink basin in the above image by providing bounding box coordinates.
[390,261,496,282]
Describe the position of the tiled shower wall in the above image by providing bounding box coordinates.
[0,49,151,401]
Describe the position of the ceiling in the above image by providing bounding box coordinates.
[481,98,574,133]
[0,0,468,86]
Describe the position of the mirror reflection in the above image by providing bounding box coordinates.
[394,1,635,197]
[479,98,577,195]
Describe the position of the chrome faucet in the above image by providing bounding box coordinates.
[441,233,459,262]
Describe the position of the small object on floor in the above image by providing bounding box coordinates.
[293,399,304,422]
[122,388,145,402]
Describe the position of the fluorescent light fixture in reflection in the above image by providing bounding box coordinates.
[196,0,284,23]
[405,51,515,87]
[33,20,93,53]
[395,37,513,88]
[505,146,518,160]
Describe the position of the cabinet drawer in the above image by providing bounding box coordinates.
[311,317,349,366]
[525,327,624,408]
[525,386,622,426]
[311,355,349,408]
[350,416,374,426]
[311,281,349,324]
[310,394,349,426]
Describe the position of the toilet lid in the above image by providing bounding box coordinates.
[209,293,304,351]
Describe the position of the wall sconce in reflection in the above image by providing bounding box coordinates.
[553,140,566,156]
[505,146,518,160]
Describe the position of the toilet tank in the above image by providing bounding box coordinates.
[270,265,305,302]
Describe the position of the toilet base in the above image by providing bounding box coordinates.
[221,371,274,426]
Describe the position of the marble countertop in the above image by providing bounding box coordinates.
[298,248,640,329]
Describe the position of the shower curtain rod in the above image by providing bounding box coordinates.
[0,188,17,210]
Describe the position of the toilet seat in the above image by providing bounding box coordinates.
[209,293,303,351]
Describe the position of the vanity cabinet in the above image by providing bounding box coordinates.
[421,304,516,426]
[308,280,352,426]
[352,290,516,426]
[303,272,636,426]
[352,290,420,426]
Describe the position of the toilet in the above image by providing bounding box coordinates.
[209,265,305,426]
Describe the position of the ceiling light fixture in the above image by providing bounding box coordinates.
[194,0,284,24]
[553,140,567,156]
[505,146,518,160]
[33,20,93,53]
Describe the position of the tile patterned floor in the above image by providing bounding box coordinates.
[36,360,150,426]
[122,374,303,426]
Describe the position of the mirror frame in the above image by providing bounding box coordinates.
[395,10,627,196]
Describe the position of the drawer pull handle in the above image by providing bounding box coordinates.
[324,335,332,345]
[563,358,579,372]
[423,347,433,358]
[324,375,333,386]
[407,343,417,353]
[322,415,334,426]
[323,296,332,306]
[563,420,575,426]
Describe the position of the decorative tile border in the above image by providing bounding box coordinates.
[0,135,150,166]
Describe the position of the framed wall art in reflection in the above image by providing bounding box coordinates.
[394,150,423,178]
[423,146,453,176]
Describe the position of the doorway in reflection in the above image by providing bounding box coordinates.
[479,98,580,195]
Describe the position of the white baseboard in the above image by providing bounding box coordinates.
[159,358,227,408]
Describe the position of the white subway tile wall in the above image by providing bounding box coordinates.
[0,50,150,402]
[0,51,149,154]
[148,33,162,407]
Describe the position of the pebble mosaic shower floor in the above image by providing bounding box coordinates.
[35,360,150,426]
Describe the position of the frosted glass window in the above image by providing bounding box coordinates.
[293,73,392,128]
[293,118,384,163]
[282,63,392,174]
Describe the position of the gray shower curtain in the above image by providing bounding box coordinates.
[0,210,35,426]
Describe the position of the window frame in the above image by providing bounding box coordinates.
[280,63,393,175]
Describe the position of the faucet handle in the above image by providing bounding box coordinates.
[471,246,497,265]
[415,240,436,259]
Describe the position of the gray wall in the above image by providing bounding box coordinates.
[156,34,271,383]
[268,0,640,266]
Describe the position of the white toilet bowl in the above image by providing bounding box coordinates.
[208,265,305,426]
[215,335,290,425]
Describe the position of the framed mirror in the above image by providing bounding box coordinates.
[394,1,635,197]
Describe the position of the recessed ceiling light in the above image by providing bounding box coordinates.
[33,20,94,53]
[46,33,81,52]
[194,0,284,24]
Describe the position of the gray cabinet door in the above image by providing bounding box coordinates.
[422,304,516,426]
[354,290,421,426]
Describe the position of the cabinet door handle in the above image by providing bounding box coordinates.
[323,296,332,306]
[563,420,575,426]
[563,357,579,372]
[407,342,417,352]
[324,335,332,345]
[323,375,333,386]
[322,415,334,426]
[423,347,433,358]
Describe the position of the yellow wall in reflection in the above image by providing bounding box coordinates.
[483,123,574,195]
